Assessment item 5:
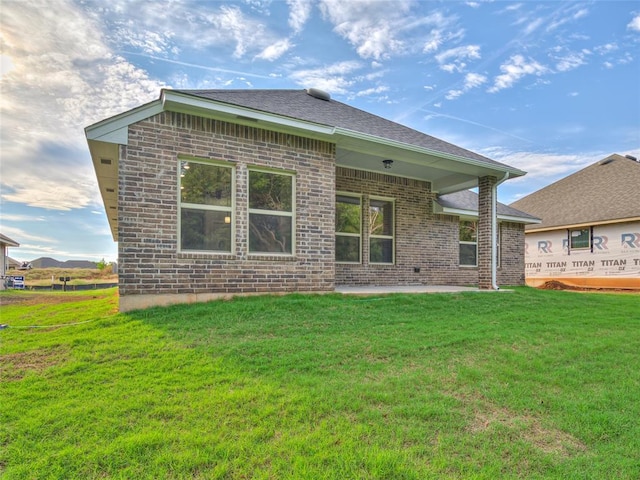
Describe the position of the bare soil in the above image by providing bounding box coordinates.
[538,280,639,294]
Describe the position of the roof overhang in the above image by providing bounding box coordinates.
[433,204,542,224]
[0,234,20,248]
[85,89,526,241]
[525,216,640,232]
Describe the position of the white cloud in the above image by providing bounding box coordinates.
[546,7,589,32]
[488,150,596,184]
[0,1,165,211]
[445,72,487,100]
[488,54,548,93]
[255,38,293,61]
[100,2,285,61]
[445,89,464,100]
[628,15,640,32]
[421,13,462,54]
[594,43,618,55]
[318,1,458,61]
[0,225,56,245]
[287,0,313,33]
[435,45,481,72]
[554,49,590,72]
[289,60,362,94]
[356,86,390,97]
[523,17,544,35]
[318,0,412,60]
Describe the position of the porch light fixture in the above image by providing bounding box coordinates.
[224,216,231,224]
[383,159,393,169]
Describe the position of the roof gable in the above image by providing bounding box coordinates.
[510,154,640,230]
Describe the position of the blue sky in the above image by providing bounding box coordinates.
[1,0,639,263]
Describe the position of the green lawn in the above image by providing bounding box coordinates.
[1,287,639,479]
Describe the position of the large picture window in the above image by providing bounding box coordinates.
[179,159,234,252]
[459,220,477,267]
[336,194,361,263]
[249,169,294,254]
[369,198,394,264]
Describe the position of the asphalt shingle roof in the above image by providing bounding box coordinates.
[173,89,517,171]
[437,190,539,221]
[510,154,640,230]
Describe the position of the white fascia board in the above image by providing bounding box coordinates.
[526,216,640,233]
[499,214,541,224]
[85,100,164,144]
[334,127,526,178]
[434,204,540,224]
[161,90,335,136]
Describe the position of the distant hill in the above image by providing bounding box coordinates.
[30,257,98,269]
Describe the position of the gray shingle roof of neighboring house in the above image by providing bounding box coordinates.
[173,89,516,171]
[436,190,540,222]
[510,154,640,231]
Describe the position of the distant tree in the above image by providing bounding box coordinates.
[96,258,107,270]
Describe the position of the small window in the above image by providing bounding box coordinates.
[336,194,361,263]
[570,228,590,250]
[459,220,477,267]
[369,198,394,264]
[248,169,295,254]
[179,159,234,252]
[497,223,502,268]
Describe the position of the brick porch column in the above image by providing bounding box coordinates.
[478,175,498,289]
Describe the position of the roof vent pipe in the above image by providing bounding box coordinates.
[624,154,638,162]
[306,88,331,101]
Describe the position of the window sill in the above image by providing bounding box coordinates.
[248,254,297,262]
[178,252,237,260]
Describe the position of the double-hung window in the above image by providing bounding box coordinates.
[336,194,362,263]
[248,169,295,254]
[369,197,394,264]
[179,159,234,253]
[459,220,477,267]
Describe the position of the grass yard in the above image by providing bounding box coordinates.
[1,287,639,479]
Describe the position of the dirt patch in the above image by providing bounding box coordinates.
[0,292,114,307]
[449,390,587,458]
[467,405,587,457]
[538,280,638,294]
[1,348,69,381]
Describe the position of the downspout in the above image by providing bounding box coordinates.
[492,171,510,290]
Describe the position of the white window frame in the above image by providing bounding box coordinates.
[178,157,235,254]
[335,192,362,264]
[569,227,591,251]
[248,167,296,256]
[459,219,478,267]
[369,196,395,265]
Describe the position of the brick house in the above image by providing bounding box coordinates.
[511,153,640,289]
[86,88,535,311]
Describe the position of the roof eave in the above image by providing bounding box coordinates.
[334,127,526,180]
[433,204,541,224]
[162,90,526,183]
[160,89,336,137]
[525,216,640,232]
